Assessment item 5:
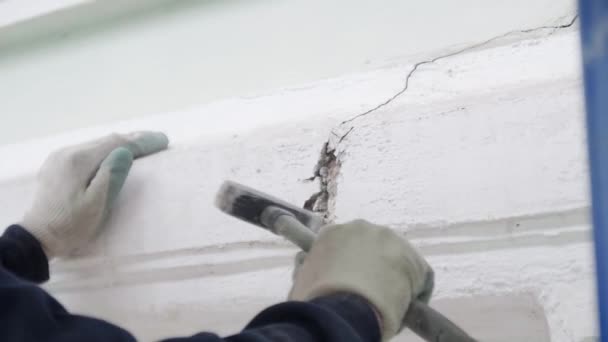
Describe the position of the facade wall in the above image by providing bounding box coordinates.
[0,2,594,341]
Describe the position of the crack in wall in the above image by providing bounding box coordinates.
[303,14,579,221]
[303,141,340,223]
[340,15,579,125]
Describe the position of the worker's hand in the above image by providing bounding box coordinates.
[289,220,433,341]
[21,132,169,259]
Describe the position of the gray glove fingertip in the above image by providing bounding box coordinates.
[125,131,169,158]
[295,251,307,265]
[292,251,307,280]
[104,147,134,207]
[417,270,435,304]
[86,147,134,208]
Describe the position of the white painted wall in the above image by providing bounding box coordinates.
[0,0,575,145]
[0,1,596,341]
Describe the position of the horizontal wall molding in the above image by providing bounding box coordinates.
[47,206,590,293]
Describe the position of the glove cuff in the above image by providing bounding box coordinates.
[21,201,71,259]
[20,221,56,259]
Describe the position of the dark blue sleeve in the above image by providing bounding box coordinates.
[167,293,381,342]
[0,225,136,342]
[0,225,381,342]
[0,225,49,283]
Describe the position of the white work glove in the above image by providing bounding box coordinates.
[21,132,169,259]
[289,220,434,341]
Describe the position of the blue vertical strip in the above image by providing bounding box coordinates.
[580,1,608,340]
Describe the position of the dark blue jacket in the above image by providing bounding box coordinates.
[0,225,380,342]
